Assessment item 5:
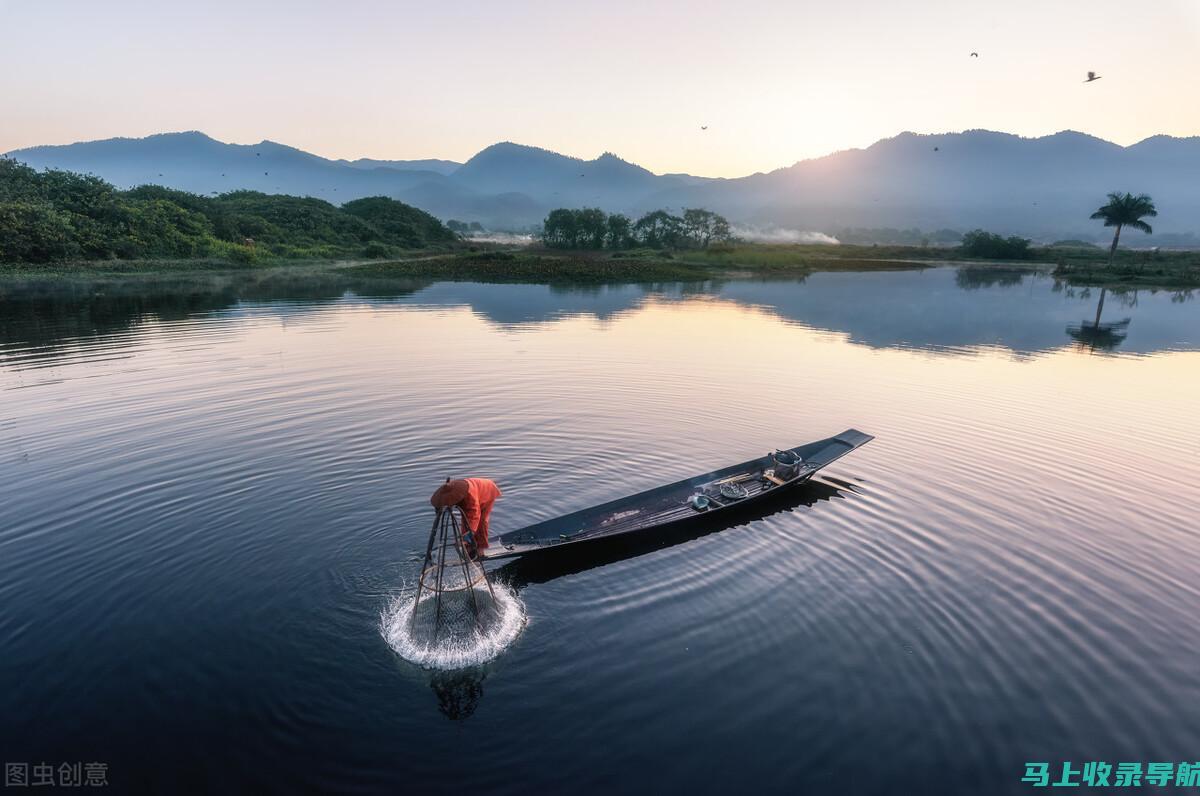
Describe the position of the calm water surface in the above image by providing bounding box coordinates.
[1,267,1198,794]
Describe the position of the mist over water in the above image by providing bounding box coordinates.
[1,267,1198,794]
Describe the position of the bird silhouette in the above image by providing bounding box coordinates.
[579,173,585,177]
[933,146,939,151]
[1085,71,1101,82]
[256,152,261,156]
[970,52,978,58]
[700,125,708,131]
[264,171,268,175]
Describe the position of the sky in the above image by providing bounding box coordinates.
[2,0,1199,177]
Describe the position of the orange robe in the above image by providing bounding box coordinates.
[429,477,502,549]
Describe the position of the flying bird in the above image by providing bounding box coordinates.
[579,173,585,177]
[970,52,978,57]
[264,171,269,175]
[933,146,939,151]
[256,152,261,156]
[1084,71,1101,82]
[701,125,708,131]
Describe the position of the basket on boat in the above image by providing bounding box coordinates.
[772,449,803,479]
[719,482,749,500]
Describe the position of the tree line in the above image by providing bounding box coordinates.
[542,207,733,250]
[0,159,456,264]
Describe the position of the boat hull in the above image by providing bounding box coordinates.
[479,429,873,561]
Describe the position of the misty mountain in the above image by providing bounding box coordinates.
[7,129,1200,239]
[654,130,1200,240]
[338,157,460,175]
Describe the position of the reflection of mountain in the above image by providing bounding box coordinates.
[394,269,1196,356]
[2,268,1197,364]
[403,282,675,326]
[713,270,1195,356]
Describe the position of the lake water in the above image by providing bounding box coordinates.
[2,267,1198,794]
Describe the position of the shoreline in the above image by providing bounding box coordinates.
[1,244,1194,291]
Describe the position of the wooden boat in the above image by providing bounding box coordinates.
[480,429,873,561]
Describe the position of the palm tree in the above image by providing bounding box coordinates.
[1090,192,1157,267]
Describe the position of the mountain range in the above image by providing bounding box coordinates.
[7,130,1200,240]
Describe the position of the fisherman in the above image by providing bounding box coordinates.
[429,478,502,557]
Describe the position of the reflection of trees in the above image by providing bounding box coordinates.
[954,267,1026,290]
[430,668,486,721]
[1066,287,1131,352]
[0,272,431,360]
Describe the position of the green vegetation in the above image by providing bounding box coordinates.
[346,245,957,285]
[541,207,732,250]
[1048,239,1100,249]
[347,250,714,284]
[4,167,1198,289]
[0,159,456,264]
[1052,258,1200,289]
[1044,193,1198,287]
[959,229,1033,260]
[1090,192,1158,266]
[669,244,942,271]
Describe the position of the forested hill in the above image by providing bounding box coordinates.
[0,159,457,263]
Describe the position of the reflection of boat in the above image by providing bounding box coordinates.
[481,429,873,560]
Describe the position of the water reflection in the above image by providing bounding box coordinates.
[430,669,487,721]
[954,266,1027,290]
[1065,288,1132,352]
[2,267,1196,367]
[2,263,1198,793]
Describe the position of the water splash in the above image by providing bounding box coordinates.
[381,580,526,670]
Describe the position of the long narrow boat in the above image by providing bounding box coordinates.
[480,429,873,561]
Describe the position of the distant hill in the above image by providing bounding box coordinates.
[338,157,461,175]
[8,129,1200,239]
[655,130,1200,241]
